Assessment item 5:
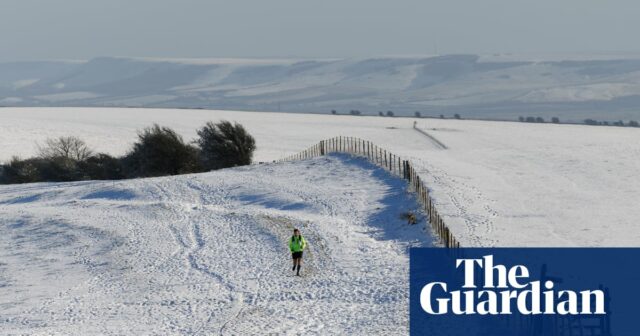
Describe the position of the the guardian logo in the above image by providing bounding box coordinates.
[420,255,606,316]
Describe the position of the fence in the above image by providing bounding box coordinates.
[276,136,461,248]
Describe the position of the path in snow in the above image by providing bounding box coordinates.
[0,154,434,335]
[3,107,639,247]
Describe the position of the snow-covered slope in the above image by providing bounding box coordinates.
[0,154,431,334]
[3,55,640,121]
[1,107,639,248]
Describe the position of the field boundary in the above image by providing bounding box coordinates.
[275,136,461,248]
[412,122,448,149]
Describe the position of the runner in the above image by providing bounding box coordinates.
[289,228,307,276]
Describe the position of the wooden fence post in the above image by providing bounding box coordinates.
[390,154,394,173]
[367,141,371,159]
[351,137,354,153]
[384,150,388,169]
[391,154,394,173]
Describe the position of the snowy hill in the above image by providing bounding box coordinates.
[0,154,431,334]
[3,55,640,121]
[1,106,638,332]
[2,107,639,247]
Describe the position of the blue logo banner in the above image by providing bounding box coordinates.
[410,248,640,336]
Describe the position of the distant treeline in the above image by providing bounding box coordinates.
[332,109,463,119]
[519,116,639,127]
[330,109,639,127]
[0,121,256,184]
[582,119,639,127]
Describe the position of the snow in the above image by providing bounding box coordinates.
[11,79,39,90]
[0,154,432,334]
[411,121,640,247]
[517,82,640,103]
[34,91,102,102]
[2,107,639,248]
[4,55,640,120]
[1,105,639,334]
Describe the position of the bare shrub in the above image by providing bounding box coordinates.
[38,136,93,161]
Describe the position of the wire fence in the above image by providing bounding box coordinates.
[275,136,461,248]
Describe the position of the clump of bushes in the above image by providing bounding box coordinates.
[0,120,256,184]
[1,157,43,184]
[80,154,125,180]
[123,124,201,178]
[196,121,256,171]
[1,137,99,183]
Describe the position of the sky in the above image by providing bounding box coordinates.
[0,0,638,62]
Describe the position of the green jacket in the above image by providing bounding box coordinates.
[289,235,307,252]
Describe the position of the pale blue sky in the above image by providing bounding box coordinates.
[0,0,637,61]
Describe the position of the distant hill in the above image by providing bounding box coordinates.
[3,55,640,121]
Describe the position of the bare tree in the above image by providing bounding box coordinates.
[37,136,93,161]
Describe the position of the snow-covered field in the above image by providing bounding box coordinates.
[0,154,431,334]
[4,55,640,120]
[2,106,639,334]
[1,107,639,247]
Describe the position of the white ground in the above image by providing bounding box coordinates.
[0,154,432,335]
[2,107,639,247]
[5,55,640,120]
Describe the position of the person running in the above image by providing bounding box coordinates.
[289,228,307,276]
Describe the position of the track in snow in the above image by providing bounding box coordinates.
[0,154,434,335]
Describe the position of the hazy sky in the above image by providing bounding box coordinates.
[1,0,638,61]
